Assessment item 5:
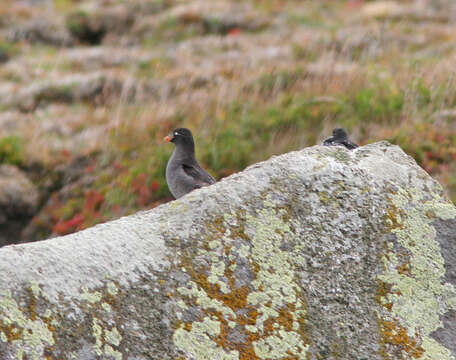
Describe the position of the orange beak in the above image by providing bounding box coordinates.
[164,135,172,142]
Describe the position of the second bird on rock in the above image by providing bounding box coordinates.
[164,128,216,199]
[323,128,359,150]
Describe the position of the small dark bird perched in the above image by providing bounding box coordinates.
[164,128,216,199]
[323,128,359,150]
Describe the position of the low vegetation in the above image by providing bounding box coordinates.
[0,0,454,241]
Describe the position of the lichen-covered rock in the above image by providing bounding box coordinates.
[0,141,454,359]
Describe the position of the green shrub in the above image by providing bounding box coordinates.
[66,10,106,45]
[0,135,24,165]
[0,41,19,63]
[350,82,404,124]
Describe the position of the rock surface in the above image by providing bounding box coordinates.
[0,142,455,359]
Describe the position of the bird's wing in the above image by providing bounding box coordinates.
[323,136,358,149]
[341,140,359,149]
[323,137,335,146]
[182,163,216,187]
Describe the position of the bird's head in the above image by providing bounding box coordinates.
[333,128,348,139]
[164,128,195,149]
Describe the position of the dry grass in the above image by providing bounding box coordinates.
[0,0,454,239]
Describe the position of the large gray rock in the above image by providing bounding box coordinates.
[0,141,455,359]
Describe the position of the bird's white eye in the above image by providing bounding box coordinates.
[174,132,179,136]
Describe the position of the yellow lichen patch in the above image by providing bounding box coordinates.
[101,302,112,312]
[92,318,103,356]
[79,285,123,359]
[0,278,125,359]
[91,317,123,359]
[173,198,309,360]
[378,188,456,359]
[245,201,309,359]
[81,287,103,304]
[0,288,55,360]
[179,263,260,359]
[106,282,119,296]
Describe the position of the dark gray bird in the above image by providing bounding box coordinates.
[323,128,359,150]
[164,128,216,199]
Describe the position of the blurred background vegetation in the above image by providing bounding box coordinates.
[0,0,454,244]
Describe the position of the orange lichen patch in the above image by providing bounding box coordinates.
[377,279,424,359]
[396,262,411,276]
[0,322,22,342]
[177,241,263,359]
[377,280,392,309]
[377,280,403,312]
[384,302,393,312]
[25,287,38,321]
[207,216,227,235]
[195,275,249,312]
[193,268,261,359]
[262,316,275,337]
[395,253,412,276]
[175,210,310,359]
[240,349,260,360]
[378,319,424,359]
[385,204,404,231]
[297,314,310,347]
[277,305,295,332]
[215,314,231,348]
[224,245,233,256]
[262,303,296,337]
